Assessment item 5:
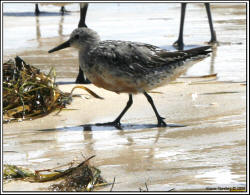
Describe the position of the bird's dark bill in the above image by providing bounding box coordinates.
[48,40,70,53]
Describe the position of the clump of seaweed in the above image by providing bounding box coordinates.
[3,164,35,180]
[3,156,108,191]
[48,156,108,191]
[3,56,102,123]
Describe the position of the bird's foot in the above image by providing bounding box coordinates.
[157,117,167,127]
[208,30,217,44]
[96,120,122,129]
[75,75,91,84]
[35,11,40,16]
[207,39,219,45]
[60,6,70,15]
[207,31,218,45]
[173,40,184,50]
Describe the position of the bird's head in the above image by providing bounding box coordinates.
[48,27,100,53]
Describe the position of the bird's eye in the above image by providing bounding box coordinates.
[75,35,79,39]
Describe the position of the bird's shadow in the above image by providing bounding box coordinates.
[3,11,70,17]
[38,123,186,132]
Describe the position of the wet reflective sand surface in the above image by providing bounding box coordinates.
[2,3,247,191]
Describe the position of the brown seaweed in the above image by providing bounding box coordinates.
[43,156,108,191]
[3,156,108,191]
[3,56,102,123]
[3,164,35,180]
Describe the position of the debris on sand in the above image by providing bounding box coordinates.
[3,156,108,192]
[3,56,102,123]
[3,164,35,180]
[48,156,108,191]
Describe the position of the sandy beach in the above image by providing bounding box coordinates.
[3,79,246,191]
[2,2,247,192]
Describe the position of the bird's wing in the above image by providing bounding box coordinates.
[88,41,211,76]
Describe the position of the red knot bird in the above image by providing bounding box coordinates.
[73,3,216,84]
[49,27,211,128]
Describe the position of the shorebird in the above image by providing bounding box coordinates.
[49,27,211,128]
[74,3,216,84]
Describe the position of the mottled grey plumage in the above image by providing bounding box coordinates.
[49,27,211,127]
[86,40,210,93]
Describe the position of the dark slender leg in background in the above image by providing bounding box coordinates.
[60,6,65,15]
[173,3,217,49]
[78,3,88,28]
[173,3,187,50]
[96,94,133,128]
[143,92,167,127]
[205,3,217,43]
[76,3,91,84]
[75,70,91,84]
[35,3,40,16]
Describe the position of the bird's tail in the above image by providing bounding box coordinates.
[155,46,212,85]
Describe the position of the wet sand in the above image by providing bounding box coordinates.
[2,2,247,192]
[3,79,246,191]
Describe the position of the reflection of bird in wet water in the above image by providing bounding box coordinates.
[49,27,211,128]
[35,3,71,16]
[75,3,217,84]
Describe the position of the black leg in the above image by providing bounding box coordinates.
[76,3,91,84]
[75,67,91,84]
[78,3,89,28]
[96,94,133,128]
[205,3,217,43]
[60,6,65,15]
[143,92,167,127]
[173,3,187,50]
[35,3,40,16]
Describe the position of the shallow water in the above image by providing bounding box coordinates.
[3,3,246,81]
[2,2,247,192]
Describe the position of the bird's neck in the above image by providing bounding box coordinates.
[78,48,87,71]
[78,44,94,69]
[78,39,99,71]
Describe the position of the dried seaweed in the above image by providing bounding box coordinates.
[3,156,108,191]
[200,91,240,95]
[180,73,217,78]
[42,155,108,192]
[3,165,35,180]
[3,56,102,123]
